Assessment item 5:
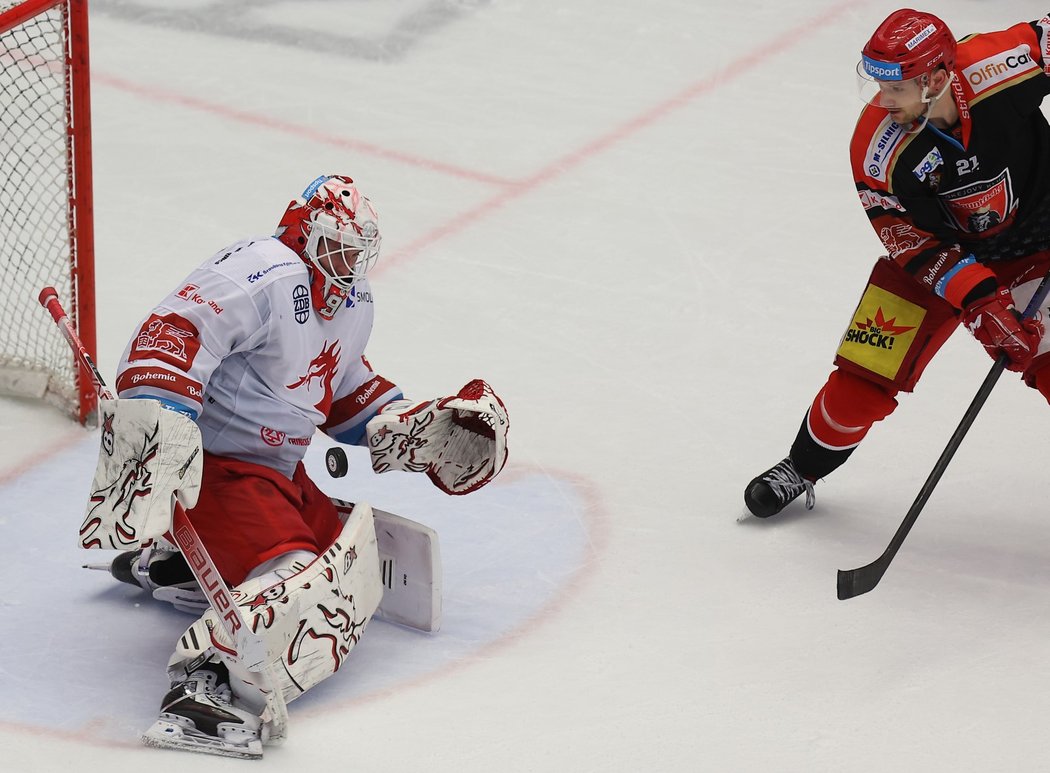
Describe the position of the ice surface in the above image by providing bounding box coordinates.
[3,1,1050,771]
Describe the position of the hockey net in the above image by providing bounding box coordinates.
[0,0,95,423]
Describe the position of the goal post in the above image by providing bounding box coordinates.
[0,0,96,424]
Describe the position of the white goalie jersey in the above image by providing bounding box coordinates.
[114,236,402,476]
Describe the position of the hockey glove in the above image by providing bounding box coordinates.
[365,379,509,495]
[962,287,1044,372]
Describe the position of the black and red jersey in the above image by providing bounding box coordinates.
[850,17,1050,308]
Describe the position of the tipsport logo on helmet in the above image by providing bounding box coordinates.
[862,54,902,81]
[302,175,331,199]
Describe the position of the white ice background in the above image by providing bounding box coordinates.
[3,1,1050,771]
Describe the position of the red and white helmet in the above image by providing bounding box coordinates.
[276,175,381,318]
[860,9,956,82]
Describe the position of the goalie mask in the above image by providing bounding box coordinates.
[275,175,381,319]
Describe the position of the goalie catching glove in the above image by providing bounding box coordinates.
[80,398,203,549]
[365,379,509,495]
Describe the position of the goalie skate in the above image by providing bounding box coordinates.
[141,661,265,760]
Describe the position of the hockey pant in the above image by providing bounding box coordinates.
[791,255,1050,481]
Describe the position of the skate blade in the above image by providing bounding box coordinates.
[142,719,263,760]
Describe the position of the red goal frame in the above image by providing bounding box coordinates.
[0,0,96,423]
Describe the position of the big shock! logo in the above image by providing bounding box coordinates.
[837,286,926,380]
[843,308,916,349]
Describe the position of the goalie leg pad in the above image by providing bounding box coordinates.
[167,502,382,720]
[331,498,442,632]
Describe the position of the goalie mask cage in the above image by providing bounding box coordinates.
[0,0,95,424]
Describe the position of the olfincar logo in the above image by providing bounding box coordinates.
[963,45,1037,93]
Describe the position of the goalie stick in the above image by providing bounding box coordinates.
[837,269,1050,600]
[37,286,290,739]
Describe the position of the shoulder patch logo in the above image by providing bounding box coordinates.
[864,117,907,182]
[129,313,201,371]
[962,44,1038,94]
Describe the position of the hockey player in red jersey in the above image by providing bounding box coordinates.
[746,9,1050,518]
[80,175,509,757]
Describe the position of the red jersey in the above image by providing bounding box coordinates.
[850,17,1050,308]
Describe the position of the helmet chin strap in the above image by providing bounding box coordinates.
[903,70,955,134]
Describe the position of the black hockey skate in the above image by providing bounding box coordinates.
[100,543,208,614]
[744,457,815,518]
[110,544,195,587]
[142,661,265,759]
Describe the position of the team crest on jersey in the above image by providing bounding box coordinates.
[938,169,1017,234]
[129,313,201,370]
[287,340,341,414]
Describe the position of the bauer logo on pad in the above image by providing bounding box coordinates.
[837,286,925,380]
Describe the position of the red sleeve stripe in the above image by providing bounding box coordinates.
[116,367,204,407]
[323,375,399,429]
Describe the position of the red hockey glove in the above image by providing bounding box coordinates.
[961,287,1044,372]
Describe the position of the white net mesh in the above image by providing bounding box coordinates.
[0,1,80,416]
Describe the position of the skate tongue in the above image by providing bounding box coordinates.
[141,718,264,760]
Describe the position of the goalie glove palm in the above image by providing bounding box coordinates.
[366,379,509,495]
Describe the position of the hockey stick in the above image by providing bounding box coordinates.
[837,270,1050,600]
[38,286,289,737]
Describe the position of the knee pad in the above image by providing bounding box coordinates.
[818,369,899,434]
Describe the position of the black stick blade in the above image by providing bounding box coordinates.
[837,559,888,600]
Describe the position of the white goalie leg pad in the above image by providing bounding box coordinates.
[366,379,509,495]
[167,502,382,725]
[331,498,442,632]
[81,397,203,549]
